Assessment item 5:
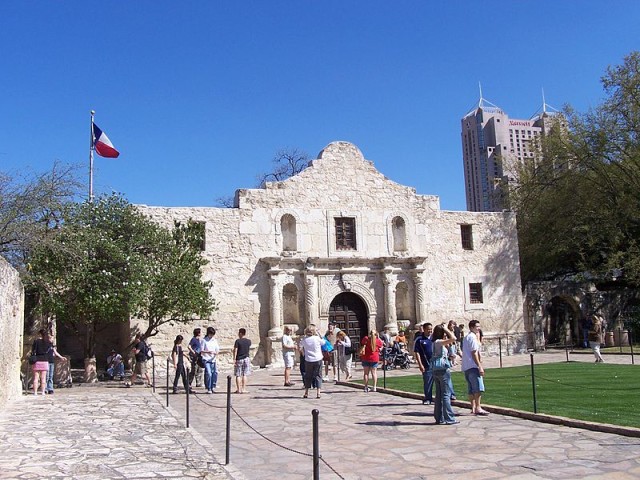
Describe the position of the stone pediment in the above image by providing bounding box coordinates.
[237,141,440,211]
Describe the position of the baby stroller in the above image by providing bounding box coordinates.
[381,343,411,370]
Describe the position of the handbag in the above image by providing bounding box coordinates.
[196,353,205,368]
[431,355,451,371]
[28,354,38,365]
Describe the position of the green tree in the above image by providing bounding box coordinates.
[27,194,216,359]
[513,52,640,285]
[135,219,218,340]
[0,162,81,272]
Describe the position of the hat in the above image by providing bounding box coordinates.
[111,349,116,353]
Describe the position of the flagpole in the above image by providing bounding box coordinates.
[89,110,95,202]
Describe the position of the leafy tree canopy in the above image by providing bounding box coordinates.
[0,162,82,272]
[513,51,640,286]
[27,194,217,357]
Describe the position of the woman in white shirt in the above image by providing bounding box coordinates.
[335,330,353,380]
[299,325,326,399]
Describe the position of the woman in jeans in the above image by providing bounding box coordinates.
[299,326,325,399]
[431,323,459,425]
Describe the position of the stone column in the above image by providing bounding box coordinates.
[304,274,317,327]
[413,271,427,326]
[383,272,397,331]
[268,273,283,338]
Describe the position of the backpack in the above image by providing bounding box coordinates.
[143,341,153,359]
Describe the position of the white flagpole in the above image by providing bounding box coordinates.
[89,110,95,202]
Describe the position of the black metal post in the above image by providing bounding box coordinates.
[630,328,635,365]
[336,349,341,383]
[166,358,170,408]
[152,353,156,393]
[312,409,320,480]
[225,375,231,465]
[565,338,569,362]
[499,337,503,368]
[383,354,387,389]
[185,365,190,428]
[619,328,624,354]
[530,353,537,414]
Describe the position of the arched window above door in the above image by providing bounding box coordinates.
[392,216,407,252]
[281,214,297,252]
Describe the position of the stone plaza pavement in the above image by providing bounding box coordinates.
[1,351,640,479]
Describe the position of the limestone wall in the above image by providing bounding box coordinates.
[137,141,526,365]
[0,256,25,406]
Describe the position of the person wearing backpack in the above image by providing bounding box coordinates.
[126,334,151,387]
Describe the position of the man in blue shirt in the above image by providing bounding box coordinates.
[413,322,434,405]
[187,328,204,388]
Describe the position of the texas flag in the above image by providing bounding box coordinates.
[92,123,120,158]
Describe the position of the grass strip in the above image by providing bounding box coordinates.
[370,362,640,428]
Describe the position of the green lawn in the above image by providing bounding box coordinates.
[376,362,640,428]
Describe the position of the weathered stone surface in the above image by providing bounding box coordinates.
[137,142,526,364]
[0,256,24,408]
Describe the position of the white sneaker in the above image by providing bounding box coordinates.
[372,387,377,392]
[323,376,329,381]
[364,386,369,393]
[206,390,212,394]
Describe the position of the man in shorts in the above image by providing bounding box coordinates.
[127,334,151,387]
[233,328,252,393]
[462,320,489,415]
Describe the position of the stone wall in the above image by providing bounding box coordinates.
[0,256,24,406]
[136,141,526,365]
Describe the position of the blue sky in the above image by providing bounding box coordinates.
[1,1,638,211]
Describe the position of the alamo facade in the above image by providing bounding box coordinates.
[137,142,528,366]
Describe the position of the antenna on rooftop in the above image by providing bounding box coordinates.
[479,82,484,104]
[542,88,547,114]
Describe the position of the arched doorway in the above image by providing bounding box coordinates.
[546,296,580,346]
[329,292,369,353]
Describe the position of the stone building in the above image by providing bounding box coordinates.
[0,256,25,406]
[138,142,528,365]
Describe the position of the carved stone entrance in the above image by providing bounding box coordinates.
[329,292,368,352]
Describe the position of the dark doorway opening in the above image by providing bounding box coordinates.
[329,292,368,353]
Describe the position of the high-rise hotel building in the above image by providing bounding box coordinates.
[461,96,559,212]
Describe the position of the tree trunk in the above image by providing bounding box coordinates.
[83,322,97,382]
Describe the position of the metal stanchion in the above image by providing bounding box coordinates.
[336,349,341,383]
[630,328,635,365]
[530,353,537,414]
[152,353,156,393]
[499,337,503,368]
[312,409,320,480]
[383,353,387,389]
[185,365,190,428]
[225,375,231,465]
[619,328,624,354]
[565,338,569,362]
[166,358,170,407]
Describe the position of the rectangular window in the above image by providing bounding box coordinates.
[461,224,473,250]
[469,283,484,304]
[335,217,357,250]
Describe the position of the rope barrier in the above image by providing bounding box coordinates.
[174,386,345,478]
